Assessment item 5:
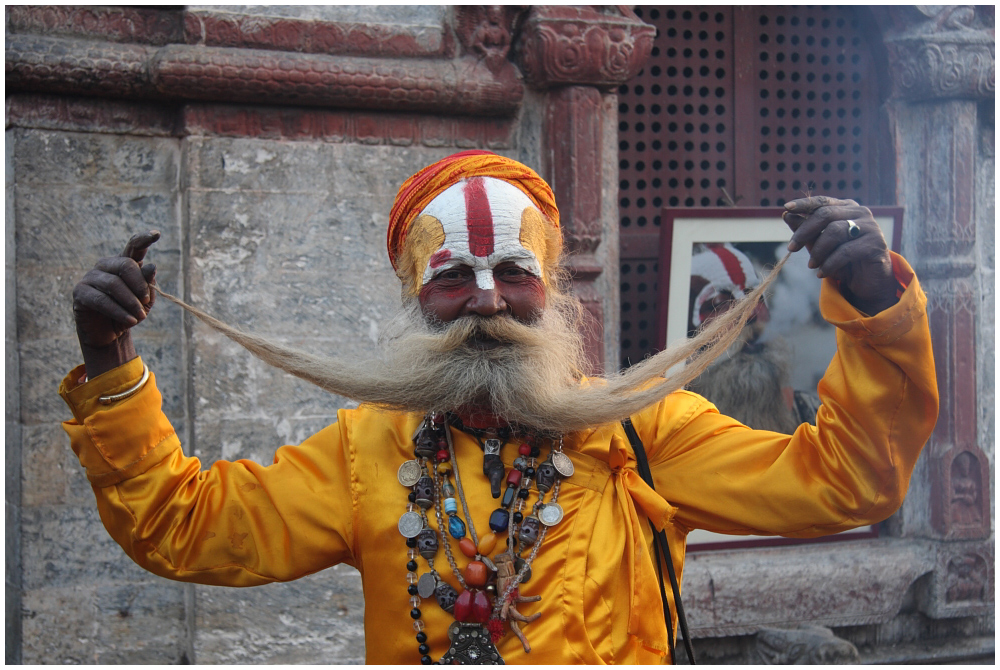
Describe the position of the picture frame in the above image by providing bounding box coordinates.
[655,206,903,551]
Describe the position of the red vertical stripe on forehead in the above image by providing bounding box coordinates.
[463,177,494,257]
[710,244,747,289]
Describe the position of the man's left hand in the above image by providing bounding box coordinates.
[782,196,898,315]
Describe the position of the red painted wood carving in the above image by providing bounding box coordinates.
[516,6,655,88]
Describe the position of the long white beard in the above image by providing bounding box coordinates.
[152,254,788,434]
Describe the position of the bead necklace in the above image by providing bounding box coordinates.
[398,412,574,664]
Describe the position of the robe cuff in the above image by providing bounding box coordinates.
[59,357,178,487]
[819,252,926,347]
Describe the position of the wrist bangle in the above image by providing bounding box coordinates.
[98,363,149,405]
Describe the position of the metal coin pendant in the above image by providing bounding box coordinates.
[539,502,564,526]
[551,452,575,477]
[397,460,422,487]
[440,623,504,665]
[417,572,438,599]
[397,511,423,538]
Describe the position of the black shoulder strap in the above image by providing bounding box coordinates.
[622,417,697,665]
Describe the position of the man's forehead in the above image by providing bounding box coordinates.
[419,176,537,238]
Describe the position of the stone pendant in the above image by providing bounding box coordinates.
[440,623,504,665]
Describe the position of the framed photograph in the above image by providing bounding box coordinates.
[654,206,903,551]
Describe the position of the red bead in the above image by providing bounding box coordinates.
[518,444,531,455]
[464,560,487,587]
[437,440,448,449]
[506,469,522,486]
[436,449,450,462]
[458,538,478,559]
[471,590,492,623]
[454,590,473,622]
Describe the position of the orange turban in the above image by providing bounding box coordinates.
[387,151,560,272]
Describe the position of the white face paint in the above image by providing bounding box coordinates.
[418,177,543,290]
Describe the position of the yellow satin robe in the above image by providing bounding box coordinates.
[60,254,938,664]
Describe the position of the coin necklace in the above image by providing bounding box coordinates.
[397,412,572,664]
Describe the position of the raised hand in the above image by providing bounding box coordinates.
[782,196,898,315]
[73,231,159,378]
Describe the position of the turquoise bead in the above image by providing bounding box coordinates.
[448,514,467,539]
[444,497,458,514]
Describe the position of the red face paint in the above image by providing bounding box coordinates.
[429,249,452,268]
[463,177,495,258]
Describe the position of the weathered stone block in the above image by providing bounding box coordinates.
[14,131,179,189]
[17,337,87,425]
[21,423,96,508]
[21,582,188,664]
[20,505,153,591]
[682,539,936,637]
[194,565,365,663]
[15,188,179,266]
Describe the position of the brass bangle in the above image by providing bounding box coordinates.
[98,363,149,405]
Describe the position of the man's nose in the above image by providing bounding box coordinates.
[466,286,508,317]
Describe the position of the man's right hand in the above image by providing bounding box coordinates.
[73,231,159,378]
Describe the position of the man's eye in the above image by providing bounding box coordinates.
[435,268,468,281]
[498,266,530,279]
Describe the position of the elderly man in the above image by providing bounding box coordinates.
[61,151,937,664]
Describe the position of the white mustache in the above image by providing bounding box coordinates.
[151,252,788,433]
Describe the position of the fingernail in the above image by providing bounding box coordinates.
[784,201,795,210]
[816,270,824,279]
[787,241,798,251]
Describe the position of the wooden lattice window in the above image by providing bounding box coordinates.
[618,6,885,369]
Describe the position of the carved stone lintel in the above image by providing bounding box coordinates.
[930,445,991,540]
[753,625,860,665]
[881,6,995,101]
[515,6,654,89]
[924,541,994,619]
[6,5,184,46]
[6,34,523,116]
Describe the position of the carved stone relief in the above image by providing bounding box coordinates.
[454,6,526,75]
[924,542,994,618]
[753,625,860,665]
[881,6,994,101]
[930,444,990,540]
[944,552,988,603]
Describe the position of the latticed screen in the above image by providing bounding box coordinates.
[618,6,882,368]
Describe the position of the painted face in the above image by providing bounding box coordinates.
[689,244,765,330]
[404,177,551,292]
[403,176,552,324]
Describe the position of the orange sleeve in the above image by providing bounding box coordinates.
[60,359,357,585]
[634,252,939,536]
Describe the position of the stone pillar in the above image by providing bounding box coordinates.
[6,129,23,665]
[515,6,655,372]
[879,4,994,619]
